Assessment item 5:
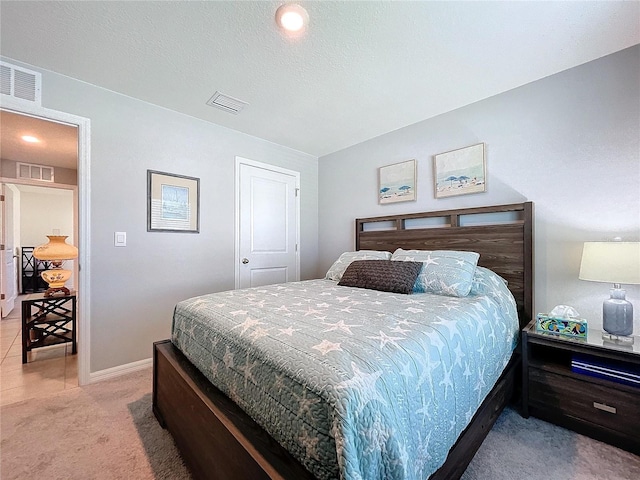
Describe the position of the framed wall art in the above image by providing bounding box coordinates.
[147,170,200,233]
[378,159,417,204]
[434,143,486,199]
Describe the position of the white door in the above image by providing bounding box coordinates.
[1,184,18,317]
[237,159,299,289]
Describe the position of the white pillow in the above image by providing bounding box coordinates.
[391,248,480,297]
[325,250,392,281]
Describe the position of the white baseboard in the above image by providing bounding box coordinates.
[88,357,153,384]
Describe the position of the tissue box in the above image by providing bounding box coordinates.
[536,314,587,338]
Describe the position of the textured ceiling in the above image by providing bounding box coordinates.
[1,1,638,157]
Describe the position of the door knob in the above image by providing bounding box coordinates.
[242,258,249,264]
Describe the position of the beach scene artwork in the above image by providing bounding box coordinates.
[161,184,189,220]
[148,170,200,233]
[379,159,416,204]
[434,143,486,198]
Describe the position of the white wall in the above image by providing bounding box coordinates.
[18,186,75,290]
[2,56,319,373]
[19,188,74,246]
[319,46,640,334]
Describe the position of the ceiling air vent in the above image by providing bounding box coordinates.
[0,61,42,105]
[206,91,248,115]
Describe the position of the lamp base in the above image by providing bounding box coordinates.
[41,268,72,298]
[44,286,72,297]
[601,332,635,345]
[602,286,633,337]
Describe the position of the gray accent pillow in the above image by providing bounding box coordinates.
[338,260,423,294]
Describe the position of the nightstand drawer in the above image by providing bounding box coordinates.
[529,369,640,438]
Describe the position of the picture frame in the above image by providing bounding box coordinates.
[378,159,417,204]
[434,143,486,199]
[147,170,200,233]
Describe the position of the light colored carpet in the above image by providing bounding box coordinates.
[1,367,638,479]
[463,407,640,480]
[1,367,190,480]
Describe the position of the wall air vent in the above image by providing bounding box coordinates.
[17,162,54,183]
[0,61,42,105]
[206,91,248,115]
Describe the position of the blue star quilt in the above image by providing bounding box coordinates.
[172,273,518,480]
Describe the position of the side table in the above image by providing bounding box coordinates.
[22,293,77,364]
[522,318,640,454]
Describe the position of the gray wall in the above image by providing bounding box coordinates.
[319,46,640,334]
[4,45,638,370]
[2,57,319,372]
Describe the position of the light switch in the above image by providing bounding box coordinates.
[115,232,127,247]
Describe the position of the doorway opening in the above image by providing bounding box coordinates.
[0,106,87,404]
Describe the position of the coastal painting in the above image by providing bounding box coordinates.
[379,159,417,204]
[434,143,486,199]
[148,170,200,233]
[161,184,189,220]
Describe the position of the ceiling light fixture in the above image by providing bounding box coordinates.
[276,3,309,34]
[22,135,40,143]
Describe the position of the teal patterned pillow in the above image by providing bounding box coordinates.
[470,266,509,296]
[391,248,480,297]
[325,250,392,281]
[469,266,517,322]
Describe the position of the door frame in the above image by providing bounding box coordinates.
[234,156,300,289]
[1,98,91,386]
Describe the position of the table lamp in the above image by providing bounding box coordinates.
[579,241,640,342]
[33,235,78,297]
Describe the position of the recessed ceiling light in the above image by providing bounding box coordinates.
[21,135,40,143]
[275,4,309,33]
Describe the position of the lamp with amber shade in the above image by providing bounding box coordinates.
[33,235,78,297]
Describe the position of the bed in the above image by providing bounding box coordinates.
[153,202,534,480]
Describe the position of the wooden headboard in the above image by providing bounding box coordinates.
[356,202,534,328]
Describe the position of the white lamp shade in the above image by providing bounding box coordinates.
[579,242,640,285]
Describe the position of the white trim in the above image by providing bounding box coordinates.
[0,177,77,191]
[1,98,91,386]
[88,358,153,384]
[234,156,301,289]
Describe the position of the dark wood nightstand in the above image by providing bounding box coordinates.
[522,318,640,455]
[22,292,77,363]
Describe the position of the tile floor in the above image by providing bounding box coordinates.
[0,296,78,406]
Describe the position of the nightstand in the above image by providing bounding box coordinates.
[522,318,640,454]
[22,293,77,363]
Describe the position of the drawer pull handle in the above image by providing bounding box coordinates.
[593,402,617,414]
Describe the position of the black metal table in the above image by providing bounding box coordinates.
[22,292,77,363]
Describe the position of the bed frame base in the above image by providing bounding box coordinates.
[153,202,532,479]
[154,339,518,480]
[153,339,315,480]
